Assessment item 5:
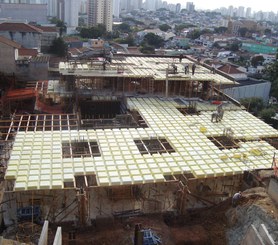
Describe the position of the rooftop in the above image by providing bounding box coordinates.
[0,22,42,33]
[59,56,237,84]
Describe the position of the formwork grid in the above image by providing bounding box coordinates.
[0,114,78,139]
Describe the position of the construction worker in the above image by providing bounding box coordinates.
[184,64,189,74]
[192,63,196,75]
[232,191,242,207]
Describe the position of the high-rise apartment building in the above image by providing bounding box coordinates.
[186,2,195,12]
[56,0,80,34]
[88,0,113,32]
[246,7,252,18]
[175,3,181,13]
[113,0,120,18]
[237,6,245,18]
[47,0,58,17]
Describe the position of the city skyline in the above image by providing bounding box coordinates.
[172,0,278,13]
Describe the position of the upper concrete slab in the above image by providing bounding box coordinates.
[59,56,237,85]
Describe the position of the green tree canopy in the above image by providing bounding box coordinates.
[259,107,276,122]
[263,52,278,97]
[264,28,272,36]
[215,26,228,34]
[117,34,135,46]
[140,45,155,54]
[238,27,248,37]
[159,24,171,32]
[49,37,68,57]
[50,17,67,37]
[143,33,164,48]
[116,23,131,32]
[228,42,241,52]
[251,55,265,67]
[79,24,106,39]
[240,97,264,115]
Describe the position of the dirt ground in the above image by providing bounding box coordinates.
[51,187,278,245]
[3,186,277,245]
[51,199,232,245]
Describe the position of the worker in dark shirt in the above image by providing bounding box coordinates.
[232,191,242,207]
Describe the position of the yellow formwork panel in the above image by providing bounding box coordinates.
[5,170,17,180]
[7,97,278,190]
[14,182,27,191]
[27,181,38,190]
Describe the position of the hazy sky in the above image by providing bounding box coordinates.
[176,0,278,13]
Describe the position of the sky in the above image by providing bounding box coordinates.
[175,0,278,13]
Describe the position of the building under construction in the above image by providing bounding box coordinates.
[0,55,278,240]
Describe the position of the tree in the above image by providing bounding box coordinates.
[187,29,201,40]
[229,42,240,52]
[143,33,164,48]
[49,37,68,57]
[263,52,278,97]
[215,26,227,34]
[50,17,67,37]
[79,24,106,39]
[240,97,264,115]
[140,45,155,54]
[264,28,272,36]
[117,23,131,33]
[159,24,171,32]
[259,107,276,122]
[251,55,265,67]
[238,27,248,37]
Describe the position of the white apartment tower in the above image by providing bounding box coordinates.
[88,0,113,32]
[237,6,245,18]
[57,0,80,34]
[113,0,120,17]
[246,7,252,18]
[47,0,58,16]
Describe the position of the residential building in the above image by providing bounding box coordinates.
[0,35,48,79]
[237,6,245,18]
[0,22,42,51]
[246,7,252,18]
[38,25,59,53]
[88,0,113,32]
[0,35,21,75]
[113,0,120,17]
[186,2,194,12]
[175,3,181,13]
[57,0,80,34]
[47,0,58,17]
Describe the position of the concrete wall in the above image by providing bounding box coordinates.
[223,82,271,104]
[267,178,278,205]
[0,31,41,52]
[241,224,275,245]
[0,42,17,74]
[2,175,242,226]
[41,32,59,53]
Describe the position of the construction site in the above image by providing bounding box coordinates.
[0,54,278,244]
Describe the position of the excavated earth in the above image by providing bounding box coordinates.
[1,187,278,245]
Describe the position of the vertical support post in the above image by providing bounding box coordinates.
[166,68,169,98]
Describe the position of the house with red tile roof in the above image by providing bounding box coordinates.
[0,22,42,52]
[0,35,48,80]
[0,35,21,74]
